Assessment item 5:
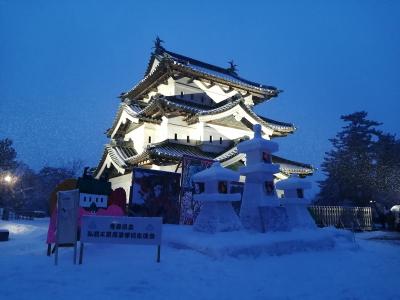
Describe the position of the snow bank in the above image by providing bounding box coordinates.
[1,219,399,300]
[164,225,355,258]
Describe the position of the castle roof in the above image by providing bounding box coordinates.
[214,143,314,176]
[94,139,313,178]
[126,140,215,166]
[122,46,279,103]
[107,95,295,138]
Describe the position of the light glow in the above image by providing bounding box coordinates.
[4,175,12,183]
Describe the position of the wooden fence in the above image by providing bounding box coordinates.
[308,206,373,231]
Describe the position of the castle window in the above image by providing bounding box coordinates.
[219,137,223,144]
[209,135,213,143]
[148,136,151,143]
[187,136,190,143]
[180,91,184,98]
[174,133,178,141]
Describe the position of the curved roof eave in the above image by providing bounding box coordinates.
[121,52,280,101]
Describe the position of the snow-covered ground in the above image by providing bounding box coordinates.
[0,219,399,300]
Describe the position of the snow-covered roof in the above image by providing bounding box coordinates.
[138,95,205,117]
[95,137,313,178]
[93,142,138,177]
[122,46,280,103]
[275,176,312,190]
[215,144,314,176]
[192,162,239,182]
[237,124,279,153]
[126,140,215,166]
[158,47,278,92]
[390,205,400,212]
[129,95,295,137]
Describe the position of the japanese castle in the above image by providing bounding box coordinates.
[94,38,313,197]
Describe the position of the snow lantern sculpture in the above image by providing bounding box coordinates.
[237,124,287,232]
[192,162,242,233]
[275,176,316,229]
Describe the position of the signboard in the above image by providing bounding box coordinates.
[55,189,79,265]
[81,216,162,245]
[130,168,181,224]
[56,189,79,244]
[80,216,162,263]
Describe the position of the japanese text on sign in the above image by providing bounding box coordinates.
[81,216,162,245]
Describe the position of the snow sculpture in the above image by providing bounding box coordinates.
[238,124,287,232]
[275,176,316,229]
[192,162,242,233]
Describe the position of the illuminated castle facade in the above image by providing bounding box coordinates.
[94,39,313,198]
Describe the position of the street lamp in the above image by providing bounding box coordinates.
[2,173,17,186]
[1,173,18,220]
[4,175,12,184]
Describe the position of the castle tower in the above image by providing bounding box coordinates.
[93,40,314,202]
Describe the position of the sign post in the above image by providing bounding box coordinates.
[80,216,162,264]
[55,189,79,265]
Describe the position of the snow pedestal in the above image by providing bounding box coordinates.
[192,162,242,233]
[259,206,289,232]
[276,176,316,230]
[237,124,288,232]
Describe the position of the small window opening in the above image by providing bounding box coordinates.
[193,182,205,194]
[264,181,275,195]
[174,133,178,141]
[262,152,272,163]
[180,91,184,98]
[218,181,228,194]
[209,135,213,143]
[187,136,190,143]
[148,136,151,143]
[297,189,304,199]
[219,137,223,144]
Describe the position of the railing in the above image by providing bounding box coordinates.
[308,206,373,231]
[1,210,34,221]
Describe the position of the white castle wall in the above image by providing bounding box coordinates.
[125,125,146,153]
[166,116,199,145]
[109,172,133,201]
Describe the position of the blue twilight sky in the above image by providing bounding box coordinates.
[1,0,399,195]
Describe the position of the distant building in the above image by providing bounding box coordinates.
[94,39,313,198]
